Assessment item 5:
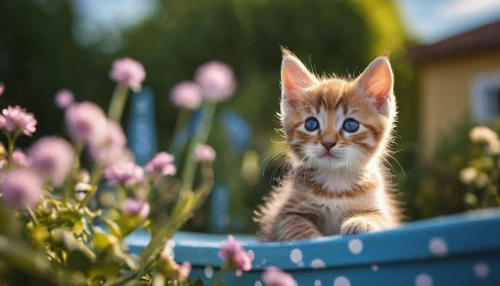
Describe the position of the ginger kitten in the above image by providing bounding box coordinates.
[254,49,402,242]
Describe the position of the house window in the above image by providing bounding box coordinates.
[471,72,500,123]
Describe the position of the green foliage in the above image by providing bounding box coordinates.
[402,117,500,220]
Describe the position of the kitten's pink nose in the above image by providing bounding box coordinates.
[321,142,336,151]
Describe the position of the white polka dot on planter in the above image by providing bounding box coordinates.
[371,264,379,272]
[429,237,448,257]
[348,239,363,254]
[311,259,326,269]
[314,279,322,286]
[247,250,255,261]
[333,276,351,286]
[254,281,262,286]
[474,262,490,279]
[415,273,433,286]
[204,265,213,278]
[290,248,303,263]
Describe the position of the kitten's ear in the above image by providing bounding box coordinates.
[356,56,394,117]
[281,49,318,108]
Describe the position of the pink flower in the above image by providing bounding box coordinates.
[54,89,74,109]
[0,83,4,96]
[0,106,37,136]
[104,162,144,187]
[122,198,150,220]
[1,168,43,209]
[218,235,252,276]
[195,61,236,102]
[262,267,296,286]
[109,57,146,92]
[12,149,30,167]
[89,145,133,167]
[195,144,216,163]
[88,120,129,167]
[106,120,127,146]
[65,101,107,145]
[173,262,191,280]
[170,81,203,110]
[27,137,75,187]
[145,152,176,176]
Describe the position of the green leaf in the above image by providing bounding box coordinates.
[66,249,93,275]
[193,278,204,286]
[51,228,80,251]
[102,218,123,240]
[92,229,118,251]
[88,261,122,281]
[31,226,49,244]
[72,218,85,236]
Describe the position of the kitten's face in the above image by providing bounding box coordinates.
[280,49,396,170]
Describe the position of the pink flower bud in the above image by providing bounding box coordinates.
[262,266,296,286]
[27,137,75,187]
[195,61,236,102]
[218,235,251,275]
[54,89,74,109]
[195,144,216,163]
[104,162,144,187]
[122,198,150,220]
[170,81,203,110]
[109,57,146,92]
[145,152,176,176]
[12,149,30,167]
[1,168,44,210]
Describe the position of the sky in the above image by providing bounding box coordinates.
[72,0,500,48]
[398,0,500,42]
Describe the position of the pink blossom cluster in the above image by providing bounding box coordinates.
[27,137,75,187]
[262,266,297,286]
[169,61,236,109]
[218,235,252,277]
[195,61,236,102]
[109,57,146,92]
[0,106,37,136]
[144,152,176,176]
[104,162,144,187]
[1,168,44,210]
[122,198,150,220]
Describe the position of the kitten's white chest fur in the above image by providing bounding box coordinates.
[310,168,384,235]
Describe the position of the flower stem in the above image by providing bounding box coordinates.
[211,264,230,286]
[6,133,18,168]
[178,101,217,201]
[26,206,39,226]
[90,163,104,186]
[63,141,84,205]
[107,83,130,122]
[169,108,191,155]
[78,164,104,209]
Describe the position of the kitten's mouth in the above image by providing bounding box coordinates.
[321,153,338,160]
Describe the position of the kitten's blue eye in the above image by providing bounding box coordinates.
[304,118,319,131]
[343,119,360,132]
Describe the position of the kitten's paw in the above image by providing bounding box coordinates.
[340,217,380,235]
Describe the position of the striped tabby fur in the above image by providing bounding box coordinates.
[254,49,403,242]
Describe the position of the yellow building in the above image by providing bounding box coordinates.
[409,20,500,159]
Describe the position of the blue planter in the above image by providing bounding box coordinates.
[126,209,500,285]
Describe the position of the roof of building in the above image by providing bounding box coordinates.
[408,20,500,63]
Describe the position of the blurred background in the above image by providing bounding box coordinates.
[1,0,500,234]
